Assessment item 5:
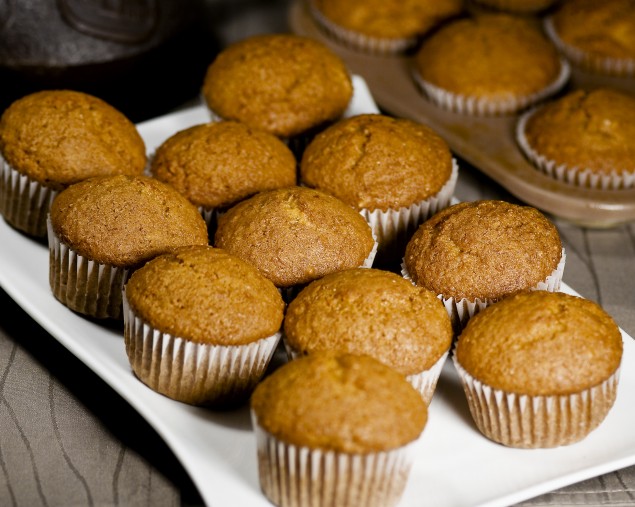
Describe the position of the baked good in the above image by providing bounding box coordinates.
[150,120,297,225]
[201,34,353,141]
[308,0,463,54]
[546,0,635,76]
[413,13,569,115]
[403,200,565,331]
[251,352,427,507]
[517,87,635,190]
[48,174,208,319]
[453,290,623,448]
[472,0,558,13]
[300,113,458,265]
[123,245,284,407]
[283,267,453,403]
[214,186,376,293]
[0,89,146,237]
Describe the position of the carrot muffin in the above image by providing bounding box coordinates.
[48,175,208,319]
[403,200,565,331]
[201,34,353,143]
[123,245,284,407]
[308,0,464,54]
[251,352,427,507]
[300,113,458,265]
[454,290,623,448]
[546,0,635,76]
[214,187,376,294]
[0,90,146,237]
[283,268,453,403]
[413,13,569,115]
[472,0,558,13]
[150,121,297,226]
[517,88,635,190]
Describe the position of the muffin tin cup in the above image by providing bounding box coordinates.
[544,17,635,78]
[411,58,571,116]
[48,217,127,320]
[251,415,417,507]
[516,110,635,190]
[1,155,57,238]
[402,248,566,333]
[123,290,281,407]
[452,356,621,448]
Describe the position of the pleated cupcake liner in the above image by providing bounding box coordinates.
[1,154,57,237]
[544,17,635,77]
[516,110,635,190]
[452,354,621,448]
[48,217,127,319]
[411,58,571,116]
[123,290,281,407]
[252,414,417,507]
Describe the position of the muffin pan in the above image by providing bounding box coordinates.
[289,0,635,228]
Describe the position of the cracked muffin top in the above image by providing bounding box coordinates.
[0,90,146,191]
[201,34,353,138]
[300,114,453,211]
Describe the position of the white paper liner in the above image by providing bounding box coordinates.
[402,248,566,332]
[252,415,416,507]
[123,290,281,406]
[0,154,57,237]
[47,217,127,319]
[544,17,635,77]
[411,58,571,116]
[452,354,621,448]
[516,109,635,190]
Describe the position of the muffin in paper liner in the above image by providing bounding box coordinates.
[516,109,635,190]
[411,59,571,116]
[401,248,566,332]
[452,355,621,448]
[123,290,281,407]
[252,413,417,507]
[1,155,57,237]
[48,217,127,320]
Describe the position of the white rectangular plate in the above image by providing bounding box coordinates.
[1,77,635,507]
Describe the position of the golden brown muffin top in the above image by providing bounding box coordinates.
[50,175,208,267]
[414,14,562,99]
[313,0,463,39]
[284,268,452,375]
[455,291,623,396]
[125,245,284,346]
[151,121,297,209]
[300,114,453,211]
[523,88,635,175]
[552,0,635,60]
[214,187,375,287]
[202,34,353,138]
[0,90,146,190]
[473,0,558,13]
[251,353,427,453]
[404,200,562,301]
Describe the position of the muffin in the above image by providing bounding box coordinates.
[214,186,377,296]
[472,0,559,13]
[0,90,146,237]
[300,113,458,265]
[308,0,463,54]
[283,268,453,403]
[48,175,208,319]
[150,121,297,227]
[453,290,623,448]
[413,13,569,115]
[123,245,284,407]
[546,0,635,76]
[251,352,427,507]
[201,34,353,147]
[517,88,635,190]
[403,200,565,331]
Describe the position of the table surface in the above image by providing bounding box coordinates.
[2,1,635,506]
